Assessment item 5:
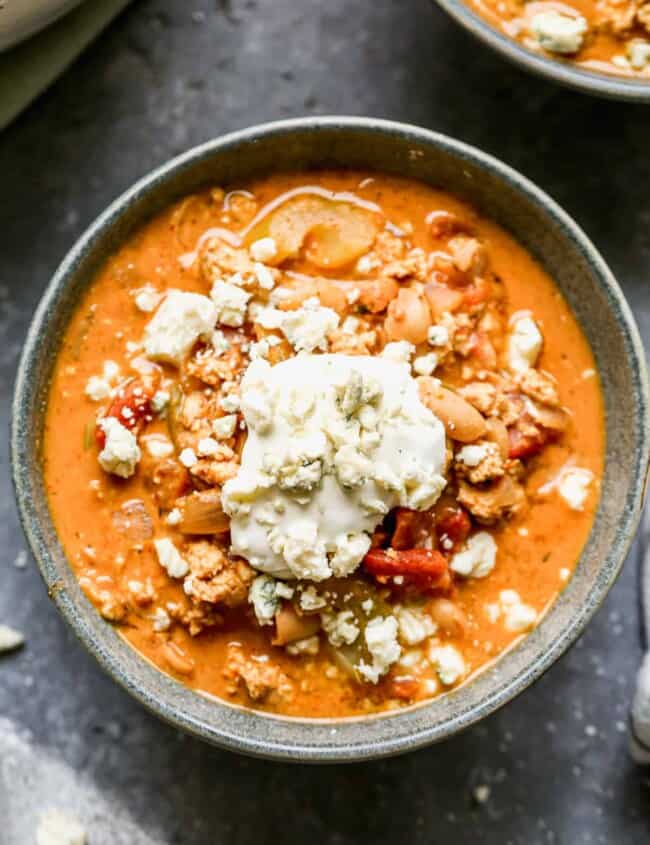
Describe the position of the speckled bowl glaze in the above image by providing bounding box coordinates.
[11,117,650,762]
[430,0,650,101]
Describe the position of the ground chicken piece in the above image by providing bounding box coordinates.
[447,313,476,357]
[144,457,191,510]
[186,345,244,386]
[328,327,378,355]
[457,475,526,524]
[372,230,407,264]
[515,368,560,407]
[167,599,223,636]
[189,458,240,486]
[455,441,505,484]
[459,381,498,415]
[200,238,280,290]
[183,540,254,607]
[180,391,216,430]
[448,235,488,277]
[382,247,429,282]
[223,643,293,702]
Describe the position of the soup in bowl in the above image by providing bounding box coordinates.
[12,118,649,759]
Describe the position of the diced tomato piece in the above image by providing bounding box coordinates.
[386,675,420,701]
[363,548,448,580]
[508,425,551,460]
[391,508,431,550]
[435,507,471,551]
[95,373,160,448]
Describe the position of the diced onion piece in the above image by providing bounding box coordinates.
[273,604,321,646]
[246,195,382,269]
[179,491,230,535]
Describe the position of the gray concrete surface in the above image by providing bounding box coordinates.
[1,0,650,842]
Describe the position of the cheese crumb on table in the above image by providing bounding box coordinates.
[0,624,25,652]
[36,809,86,845]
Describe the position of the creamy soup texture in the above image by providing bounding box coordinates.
[44,171,604,718]
[468,0,650,76]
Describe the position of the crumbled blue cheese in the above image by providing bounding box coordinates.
[249,574,281,625]
[220,392,240,413]
[456,443,489,467]
[249,236,278,263]
[357,616,401,683]
[396,606,437,646]
[212,414,238,440]
[628,40,650,69]
[412,352,439,376]
[210,280,252,327]
[321,610,360,647]
[143,435,175,459]
[257,297,339,353]
[428,325,450,347]
[154,538,189,579]
[429,644,466,685]
[134,285,162,313]
[223,354,447,580]
[299,585,327,611]
[97,418,141,478]
[382,341,414,363]
[508,314,543,371]
[84,360,121,401]
[498,589,537,632]
[530,9,587,54]
[178,447,198,468]
[557,467,594,511]
[451,531,497,578]
[197,437,221,457]
[143,290,217,365]
[151,389,170,413]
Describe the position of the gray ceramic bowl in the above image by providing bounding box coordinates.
[11,117,650,762]
[430,0,650,101]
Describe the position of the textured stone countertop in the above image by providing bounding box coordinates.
[1,1,650,842]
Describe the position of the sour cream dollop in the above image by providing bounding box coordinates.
[222,353,447,581]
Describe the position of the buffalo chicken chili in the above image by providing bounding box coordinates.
[44,172,603,717]
[467,0,650,77]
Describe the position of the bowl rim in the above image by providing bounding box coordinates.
[11,116,650,762]
[429,0,650,102]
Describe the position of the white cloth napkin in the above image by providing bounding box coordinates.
[0,0,131,131]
